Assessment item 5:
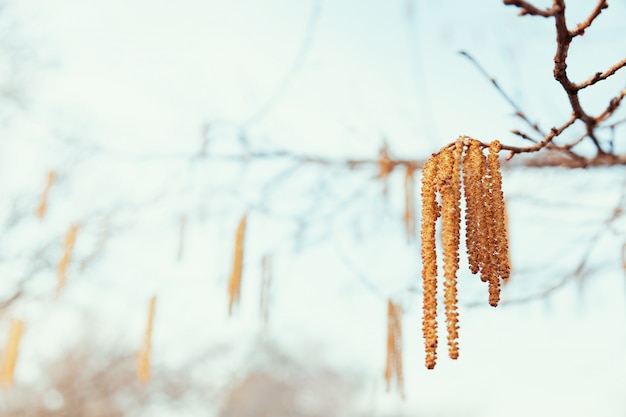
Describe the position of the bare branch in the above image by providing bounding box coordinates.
[576,57,626,91]
[570,0,608,37]
[459,50,545,136]
[596,89,626,124]
[503,0,561,17]
[456,115,577,157]
[563,132,586,150]
[244,0,322,127]
[511,130,539,143]
[501,0,626,158]
[0,289,23,312]
[606,116,626,129]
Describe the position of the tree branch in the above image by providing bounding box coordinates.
[501,0,626,158]
[570,0,608,37]
[576,58,626,90]
[459,50,545,136]
[503,0,561,17]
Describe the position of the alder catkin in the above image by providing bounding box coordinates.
[439,145,462,360]
[486,141,504,306]
[384,300,393,391]
[177,214,187,262]
[56,224,79,296]
[137,296,156,384]
[404,167,416,242]
[488,142,511,282]
[377,142,394,195]
[384,300,404,397]
[502,204,513,283]
[420,155,439,370]
[463,140,486,275]
[1,320,23,389]
[391,302,404,398]
[260,255,272,326]
[477,146,491,284]
[228,214,247,316]
[36,171,56,219]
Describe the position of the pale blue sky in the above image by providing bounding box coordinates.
[1,1,626,415]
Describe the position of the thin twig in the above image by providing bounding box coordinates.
[244,0,322,127]
[575,58,626,90]
[511,130,539,143]
[502,0,560,17]
[459,50,545,137]
[570,0,608,37]
[596,89,626,124]
[563,132,586,150]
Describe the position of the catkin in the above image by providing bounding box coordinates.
[1,320,24,389]
[419,137,511,369]
[384,300,404,398]
[177,215,187,262]
[36,171,55,219]
[392,302,404,399]
[439,145,462,360]
[228,214,247,316]
[463,140,486,275]
[420,155,439,370]
[477,146,491,283]
[260,255,272,326]
[486,141,504,306]
[404,167,416,242]
[137,296,156,384]
[384,300,394,390]
[489,141,511,283]
[503,203,512,282]
[57,224,79,296]
[377,143,394,195]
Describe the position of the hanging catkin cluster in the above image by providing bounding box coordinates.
[36,171,56,219]
[136,296,156,384]
[1,320,24,389]
[228,214,247,316]
[404,167,416,242]
[259,254,273,327]
[420,138,510,370]
[384,300,404,398]
[377,142,394,195]
[56,224,80,296]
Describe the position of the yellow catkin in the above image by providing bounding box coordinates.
[384,300,394,391]
[260,255,272,326]
[377,142,394,195]
[56,224,79,296]
[502,202,513,284]
[439,144,462,360]
[489,145,511,283]
[392,302,404,398]
[1,320,24,389]
[420,155,439,369]
[177,214,187,262]
[478,145,494,282]
[384,300,404,398]
[486,141,505,306]
[404,167,416,242]
[228,214,247,316]
[463,140,486,275]
[36,171,55,219]
[136,296,156,384]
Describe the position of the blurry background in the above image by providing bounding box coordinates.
[1,0,626,415]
